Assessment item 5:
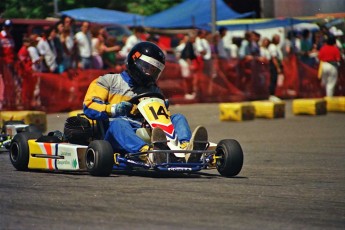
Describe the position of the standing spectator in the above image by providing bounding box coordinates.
[178,32,198,100]
[192,30,206,97]
[17,37,32,71]
[331,28,345,59]
[259,37,271,63]
[238,31,255,89]
[91,26,121,69]
[215,27,231,82]
[249,31,261,57]
[318,36,341,97]
[0,19,15,65]
[91,26,104,69]
[231,37,242,58]
[175,34,188,59]
[17,37,30,108]
[103,36,122,71]
[119,26,145,58]
[196,30,212,79]
[50,26,64,73]
[75,21,92,69]
[283,30,301,57]
[239,31,252,60]
[217,27,230,60]
[60,26,75,70]
[62,16,78,68]
[268,34,284,101]
[299,29,313,66]
[18,37,36,109]
[62,16,75,36]
[27,34,42,108]
[28,34,43,72]
[0,19,16,108]
[37,27,57,73]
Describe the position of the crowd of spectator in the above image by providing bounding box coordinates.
[0,16,345,109]
[172,25,344,99]
[14,16,134,74]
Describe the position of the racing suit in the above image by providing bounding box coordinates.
[83,71,192,154]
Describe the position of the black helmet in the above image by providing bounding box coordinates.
[126,41,165,86]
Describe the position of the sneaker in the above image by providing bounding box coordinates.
[151,127,169,164]
[186,126,208,163]
[184,93,196,100]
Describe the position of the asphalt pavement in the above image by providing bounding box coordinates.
[0,100,345,230]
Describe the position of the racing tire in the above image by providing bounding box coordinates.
[215,139,243,177]
[85,140,114,177]
[9,132,42,171]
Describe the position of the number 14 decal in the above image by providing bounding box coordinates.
[149,106,169,120]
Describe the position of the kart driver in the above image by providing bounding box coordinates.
[83,41,207,161]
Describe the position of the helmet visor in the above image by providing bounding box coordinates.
[135,54,165,82]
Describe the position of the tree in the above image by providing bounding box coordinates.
[1,0,54,19]
[125,0,183,16]
[1,0,183,19]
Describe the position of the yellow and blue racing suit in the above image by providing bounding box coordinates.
[83,71,191,154]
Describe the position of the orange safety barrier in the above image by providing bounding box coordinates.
[1,55,344,113]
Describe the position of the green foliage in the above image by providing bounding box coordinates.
[1,0,183,19]
[1,0,54,19]
[126,0,183,16]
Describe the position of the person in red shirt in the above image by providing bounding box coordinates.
[0,19,16,109]
[18,37,32,70]
[0,19,15,65]
[18,37,37,109]
[318,36,341,97]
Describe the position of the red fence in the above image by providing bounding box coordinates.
[1,55,344,113]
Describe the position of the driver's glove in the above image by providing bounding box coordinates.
[111,101,133,117]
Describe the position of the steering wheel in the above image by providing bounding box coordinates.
[129,92,165,105]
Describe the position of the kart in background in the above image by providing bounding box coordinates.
[9,93,244,177]
[0,121,41,152]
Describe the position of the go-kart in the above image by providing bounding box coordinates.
[0,121,41,152]
[9,92,244,177]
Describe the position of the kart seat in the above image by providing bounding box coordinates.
[93,119,109,140]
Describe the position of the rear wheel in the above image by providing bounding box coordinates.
[85,140,114,177]
[10,132,42,171]
[215,139,243,177]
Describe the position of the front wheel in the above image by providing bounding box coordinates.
[10,132,42,171]
[215,139,243,177]
[85,140,114,177]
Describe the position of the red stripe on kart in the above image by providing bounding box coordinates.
[43,143,54,170]
[152,123,174,135]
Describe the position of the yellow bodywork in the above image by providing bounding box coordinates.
[28,140,87,171]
